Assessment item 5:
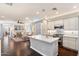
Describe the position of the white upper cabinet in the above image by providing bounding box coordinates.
[54,19,64,26]
[75,17,78,30]
[64,17,78,30]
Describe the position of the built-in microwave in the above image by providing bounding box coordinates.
[54,25,64,29]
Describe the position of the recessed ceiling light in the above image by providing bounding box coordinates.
[25,17,29,19]
[36,11,40,15]
[55,11,59,14]
[5,3,13,6]
[73,6,77,9]
[1,16,5,18]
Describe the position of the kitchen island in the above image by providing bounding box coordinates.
[29,35,59,56]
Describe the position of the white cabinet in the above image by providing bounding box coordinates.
[75,37,79,50]
[63,17,79,51]
[75,17,78,30]
[30,36,58,56]
[54,20,64,26]
[64,17,78,30]
[63,36,77,50]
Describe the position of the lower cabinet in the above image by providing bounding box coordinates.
[63,36,77,50]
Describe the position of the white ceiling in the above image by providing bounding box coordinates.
[0,3,79,21]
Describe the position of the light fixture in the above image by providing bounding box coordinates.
[1,16,5,18]
[25,17,29,19]
[5,3,13,6]
[52,7,59,15]
[55,11,59,14]
[17,19,24,24]
[73,6,77,9]
[36,11,40,15]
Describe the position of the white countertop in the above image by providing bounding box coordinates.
[64,31,78,38]
[64,35,78,38]
[29,35,59,43]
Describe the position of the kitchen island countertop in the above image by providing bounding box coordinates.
[29,35,59,43]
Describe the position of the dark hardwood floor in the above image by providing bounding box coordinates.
[1,40,78,56]
[58,47,78,56]
[1,47,78,56]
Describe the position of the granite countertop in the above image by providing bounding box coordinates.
[29,35,59,43]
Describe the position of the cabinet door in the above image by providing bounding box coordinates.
[63,37,69,48]
[63,37,76,50]
[64,19,69,30]
[68,38,76,50]
[64,17,78,30]
[75,38,78,50]
[75,17,78,30]
[54,20,64,26]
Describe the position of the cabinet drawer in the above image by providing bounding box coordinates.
[64,17,78,30]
